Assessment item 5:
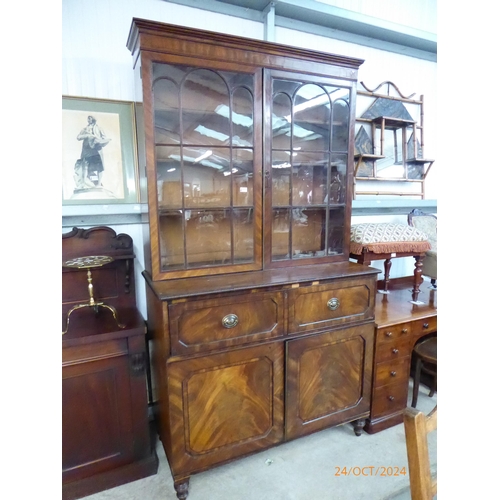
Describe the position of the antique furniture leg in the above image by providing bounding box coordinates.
[353,418,366,436]
[174,478,190,500]
[383,258,392,292]
[411,255,424,302]
[411,357,422,408]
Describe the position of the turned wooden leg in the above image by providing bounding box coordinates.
[411,255,424,301]
[353,419,366,436]
[174,478,190,500]
[382,258,392,292]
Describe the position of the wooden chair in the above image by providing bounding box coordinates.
[404,406,437,500]
[411,336,437,408]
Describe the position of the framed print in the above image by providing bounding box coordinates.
[62,96,139,204]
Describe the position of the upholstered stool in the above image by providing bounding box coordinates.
[349,222,431,303]
[411,337,437,408]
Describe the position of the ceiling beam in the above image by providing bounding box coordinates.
[163,0,436,61]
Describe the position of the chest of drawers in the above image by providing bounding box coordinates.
[364,279,437,434]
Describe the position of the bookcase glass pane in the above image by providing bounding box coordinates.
[232,148,254,207]
[292,152,329,206]
[292,84,330,151]
[233,208,255,263]
[183,147,231,208]
[157,146,181,209]
[271,77,350,262]
[154,77,180,145]
[327,207,345,255]
[152,63,257,271]
[291,208,326,259]
[272,151,291,207]
[159,211,185,270]
[185,209,230,267]
[272,208,290,261]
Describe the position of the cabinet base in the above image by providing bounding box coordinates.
[364,412,404,434]
[62,451,159,500]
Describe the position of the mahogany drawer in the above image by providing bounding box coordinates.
[412,316,437,337]
[169,291,284,354]
[373,357,410,388]
[287,277,375,334]
[375,339,412,363]
[376,323,412,345]
[371,382,409,418]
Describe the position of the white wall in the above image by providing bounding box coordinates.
[62,0,438,309]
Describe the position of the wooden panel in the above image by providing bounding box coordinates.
[285,323,373,439]
[412,316,437,337]
[373,357,410,388]
[371,382,409,418]
[62,339,128,365]
[375,338,412,362]
[376,322,412,344]
[62,355,134,484]
[165,342,284,475]
[169,291,284,354]
[288,277,374,334]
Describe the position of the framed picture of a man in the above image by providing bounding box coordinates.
[62,97,138,204]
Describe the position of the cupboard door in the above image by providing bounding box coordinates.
[62,353,136,484]
[266,71,355,266]
[285,323,373,440]
[150,63,263,279]
[165,342,284,476]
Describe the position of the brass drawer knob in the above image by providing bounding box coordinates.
[392,348,399,354]
[385,331,393,337]
[401,328,408,334]
[388,396,395,401]
[222,314,239,329]
[390,371,397,377]
[327,298,340,311]
[423,323,429,329]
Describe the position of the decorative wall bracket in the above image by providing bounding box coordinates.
[353,81,434,199]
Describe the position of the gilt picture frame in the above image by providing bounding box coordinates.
[62,96,139,205]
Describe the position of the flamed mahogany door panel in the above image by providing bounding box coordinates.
[285,323,373,440]
[166,342,284,475]
[62,355,135,484]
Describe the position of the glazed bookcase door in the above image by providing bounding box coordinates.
[150,63,262,279]
[265,70,354,267]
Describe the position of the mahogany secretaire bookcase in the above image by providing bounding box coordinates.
[127,18,378,499]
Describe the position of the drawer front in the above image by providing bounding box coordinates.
[372,382,408,418]
[376,323,412,345]
[373,357,410,388]
[169,291,284,354]
[412,316,437,338]
[376,339,412,362]
[288,277,375,334]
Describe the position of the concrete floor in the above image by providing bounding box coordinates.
[84,382,436,500]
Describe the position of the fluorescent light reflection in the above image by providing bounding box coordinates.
[194,150,213,163]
